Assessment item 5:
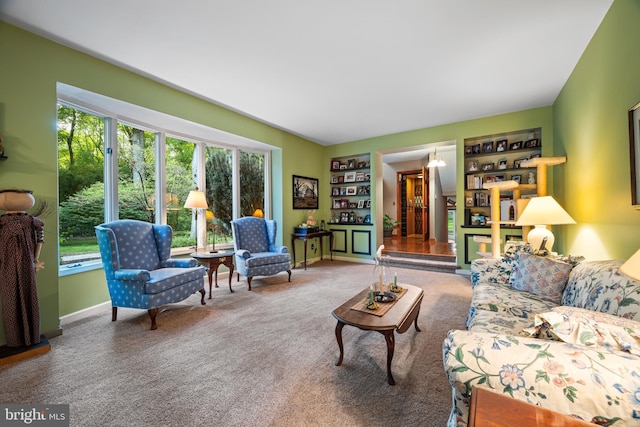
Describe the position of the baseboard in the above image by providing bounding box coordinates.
[60,301,111,326]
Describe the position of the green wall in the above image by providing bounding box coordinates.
[2,0,639,345]
[553,0,640,261]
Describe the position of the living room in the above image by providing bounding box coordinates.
[1,1,640,425]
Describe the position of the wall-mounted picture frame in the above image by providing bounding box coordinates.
[344,171,356,182]
[629,101,640,207]
[293,175,318,209]
[482,141,493,153]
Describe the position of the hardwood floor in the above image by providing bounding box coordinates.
[382,235,457,258]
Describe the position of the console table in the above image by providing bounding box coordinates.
[291,230,333,270]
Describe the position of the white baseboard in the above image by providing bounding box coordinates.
[60,301,112,326]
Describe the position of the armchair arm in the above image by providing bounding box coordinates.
[114,269,151,282]
[236,249,251,259]
[270,245,288,254]
[162,258,198,268]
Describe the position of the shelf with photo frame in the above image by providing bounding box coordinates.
[463,128,542,227]
[330,153,372,226]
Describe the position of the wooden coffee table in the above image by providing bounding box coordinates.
[331,284,423,385]
[191,252,235,299]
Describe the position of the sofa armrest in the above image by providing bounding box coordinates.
[114,269,151,282]
[443,329,640,426]
[163,258,198,268]
[470,258,512,288]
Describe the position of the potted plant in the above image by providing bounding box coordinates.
[383,214,400,238]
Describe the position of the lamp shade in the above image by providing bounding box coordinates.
[184,189,208,209]
[253,209,264,218]
[621,249,640,281]
[515,196,576,226]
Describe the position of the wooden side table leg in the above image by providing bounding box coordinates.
[330,234,334,261]
[291,236,297,269]
[383,330,396,385]
[206,267,214,299]
[335,321,345,366]
[213,263,220,288]
[319,236,323,261]
[228,262,234,293]
[303,238,308,270]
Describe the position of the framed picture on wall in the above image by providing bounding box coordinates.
[292,175,318,209]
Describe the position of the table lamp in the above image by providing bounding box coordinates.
[620,249,640,281]
[253,208,264,218]
[184,187,208,251]
[515,196,576,252]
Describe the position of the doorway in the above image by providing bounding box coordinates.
[397,167,428,239]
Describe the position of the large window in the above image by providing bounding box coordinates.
[57,100,269,274]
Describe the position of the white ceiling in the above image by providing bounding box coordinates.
[1,1,613,146]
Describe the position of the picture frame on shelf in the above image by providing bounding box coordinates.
[346,186,357,195]
[338,175,344,183]
[484,174,505,183]
[481,162,494,171]
[465,196,474,207]
[496,139,507,152]
[331,161,340,171]
[357,161,366,168]
[511,174,521,184]
[464,146,473,155]
[364,173,370,181]
[498,158,508,170]
[467,160,479,172]
[472,144,481,154]
[340,164,347,170]
[509,141,523,150]
[292,175,318,210]
[356,172,365,181]
[349,202,357,209]
[525,138,539,148]
[332,187,340,196]
[357,199,365,208]
[340,187,347,195]
[341,212,350,223]
[357,216,364,223]
[530,152,541,159]
[340,199,349,209]
[333,199,341,209]
[347,159,356,169]
[365,199,371,208]
[482,141,493,153]
[331,175,338,184]
[344,171,356,182]
[513,157,528,168]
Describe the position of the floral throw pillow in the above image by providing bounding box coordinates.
[509,253,573,304]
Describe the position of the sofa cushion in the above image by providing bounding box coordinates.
[509,253,573,304]
[522,308,640,355]
[562,260,640,320]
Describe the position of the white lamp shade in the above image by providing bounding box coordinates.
[184,190,208,209]
[515,196,575,252]
[515,196,576,226]
[621,249,640,281]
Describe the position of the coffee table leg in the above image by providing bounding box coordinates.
[383,330,396,385]
[335,321,345,366]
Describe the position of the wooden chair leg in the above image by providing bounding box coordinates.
[148,308,159,330]
[112,306,118,321]
[247,277,252,291]
[199,288,206,305]
[287,270,292,282]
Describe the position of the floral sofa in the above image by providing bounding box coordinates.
[443,245,640,426]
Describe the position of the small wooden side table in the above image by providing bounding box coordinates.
[291,230,333,270]
[468,386,594,427]
[191,252,235,299]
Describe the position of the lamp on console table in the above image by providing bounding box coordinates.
[515,196,576,253]
[184,187,208,251]
[621,249,640,280]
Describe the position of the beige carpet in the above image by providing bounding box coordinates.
[0,260,472,427]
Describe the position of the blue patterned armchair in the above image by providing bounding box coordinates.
[231,217,291,290]
[95,219,206,330]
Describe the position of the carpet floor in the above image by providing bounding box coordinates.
[0,260,472,427]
